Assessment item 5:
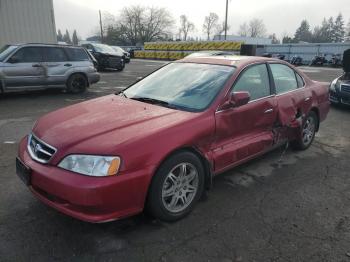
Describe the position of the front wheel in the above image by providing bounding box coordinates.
[147,152,205,222]
[291,111,318,150]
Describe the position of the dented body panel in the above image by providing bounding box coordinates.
[17,56,330,222]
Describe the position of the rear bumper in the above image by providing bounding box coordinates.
[88,72,100,85]
[17,136,154,223]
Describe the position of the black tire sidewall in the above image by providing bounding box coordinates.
[147,151,205,222]
[67,74,87,94]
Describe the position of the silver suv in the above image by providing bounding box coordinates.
[0,44,100,94]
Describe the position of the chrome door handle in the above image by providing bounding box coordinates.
[264,109,274,114]
[304,97,311,102]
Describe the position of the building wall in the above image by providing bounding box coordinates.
[213,35,272,45]
[0,0,56,47]
[261,43,350,63]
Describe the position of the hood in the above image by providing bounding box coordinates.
[33,95,195,152]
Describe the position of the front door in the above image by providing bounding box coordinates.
[213,63,278,172]
[2,47,46,89]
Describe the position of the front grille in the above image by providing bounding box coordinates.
[108,57,121,67]
[27,134,57,164]
[341,84,350,93]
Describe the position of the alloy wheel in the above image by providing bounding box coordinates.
[161,163,199,213]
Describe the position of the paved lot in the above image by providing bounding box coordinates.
[1,60,350,262]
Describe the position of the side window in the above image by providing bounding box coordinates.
[65,48,89,61]
[296,73,305,88]
[233,64,271,101]
[10,47,43,63]
[270,64,298,94]
[45,47,68,62]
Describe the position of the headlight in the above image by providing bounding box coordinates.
[58,155,121,177]
[330,78,339,91]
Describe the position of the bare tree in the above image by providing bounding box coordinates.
[249,18,267,37]
[102,6,174,45]
[202,12,219,40]
[216,21,231,36]
[237,22,249,37]
[179,15,195,41]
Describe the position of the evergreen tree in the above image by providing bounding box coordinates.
[294,20,312,42]
[328,17,336,42]
[333,13,345,42]
[57,29,63,42]
[347,20,350,36]
[72,30,79,46]
[63,30,72,44]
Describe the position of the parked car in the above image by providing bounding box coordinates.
[0,44,100,94]
[309,54,327,66]
[17,56,330,223]
[185,50,235,58]
[290,55,303,66]
[329,49,350,105]
[111,46,130,63]
[126,47,142,58]
[81,43,125,71]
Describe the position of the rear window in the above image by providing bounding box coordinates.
[65,48,89,61]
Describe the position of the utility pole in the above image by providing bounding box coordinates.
[224,0,228,40]
[99,10,104,43]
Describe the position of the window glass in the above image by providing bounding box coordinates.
[45,47,67,62]
[11,47,43,63]
[124,63,235,111]
[233,64,270,101]
[296,73,304,88]
[65,48,89,61]
[270,64,298,94]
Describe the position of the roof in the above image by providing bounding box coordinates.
[180,55,280,67]
[11,43,81,48]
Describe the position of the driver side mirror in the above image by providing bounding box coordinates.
[220,91,250,110]
[230,91,250,107]
[8,57,19,64]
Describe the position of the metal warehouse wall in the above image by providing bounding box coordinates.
[0,0,57,47]
[260,43,350,63]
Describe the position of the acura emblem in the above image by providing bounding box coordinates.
[34,143,42,154]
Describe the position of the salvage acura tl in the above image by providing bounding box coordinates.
[16,56,330,222]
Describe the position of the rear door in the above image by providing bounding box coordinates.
[269,63,311,133]
[213,63,278,172]
[2,47,45,89]
[42,47,70,87]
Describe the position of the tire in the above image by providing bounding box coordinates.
[117,60,125,71]
[291,111,318,150]
[147,151,205,222]
[66,74,88,94]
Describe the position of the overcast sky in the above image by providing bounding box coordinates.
[54,0,350,40]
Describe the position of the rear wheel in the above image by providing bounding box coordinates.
[147,152,205,222]
[292,111,318,150]
[66,74,88,94]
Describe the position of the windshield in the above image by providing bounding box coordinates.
[0,45,18,62]
[93,44,118,54]
[123,63,235,111]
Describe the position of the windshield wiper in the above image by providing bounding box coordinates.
[130,97,178,109]
[116,90,128,98]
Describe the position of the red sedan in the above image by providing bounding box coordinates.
[16,56,330,222]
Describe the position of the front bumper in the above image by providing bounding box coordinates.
[17,136,154,223]
[330,87,350,105]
